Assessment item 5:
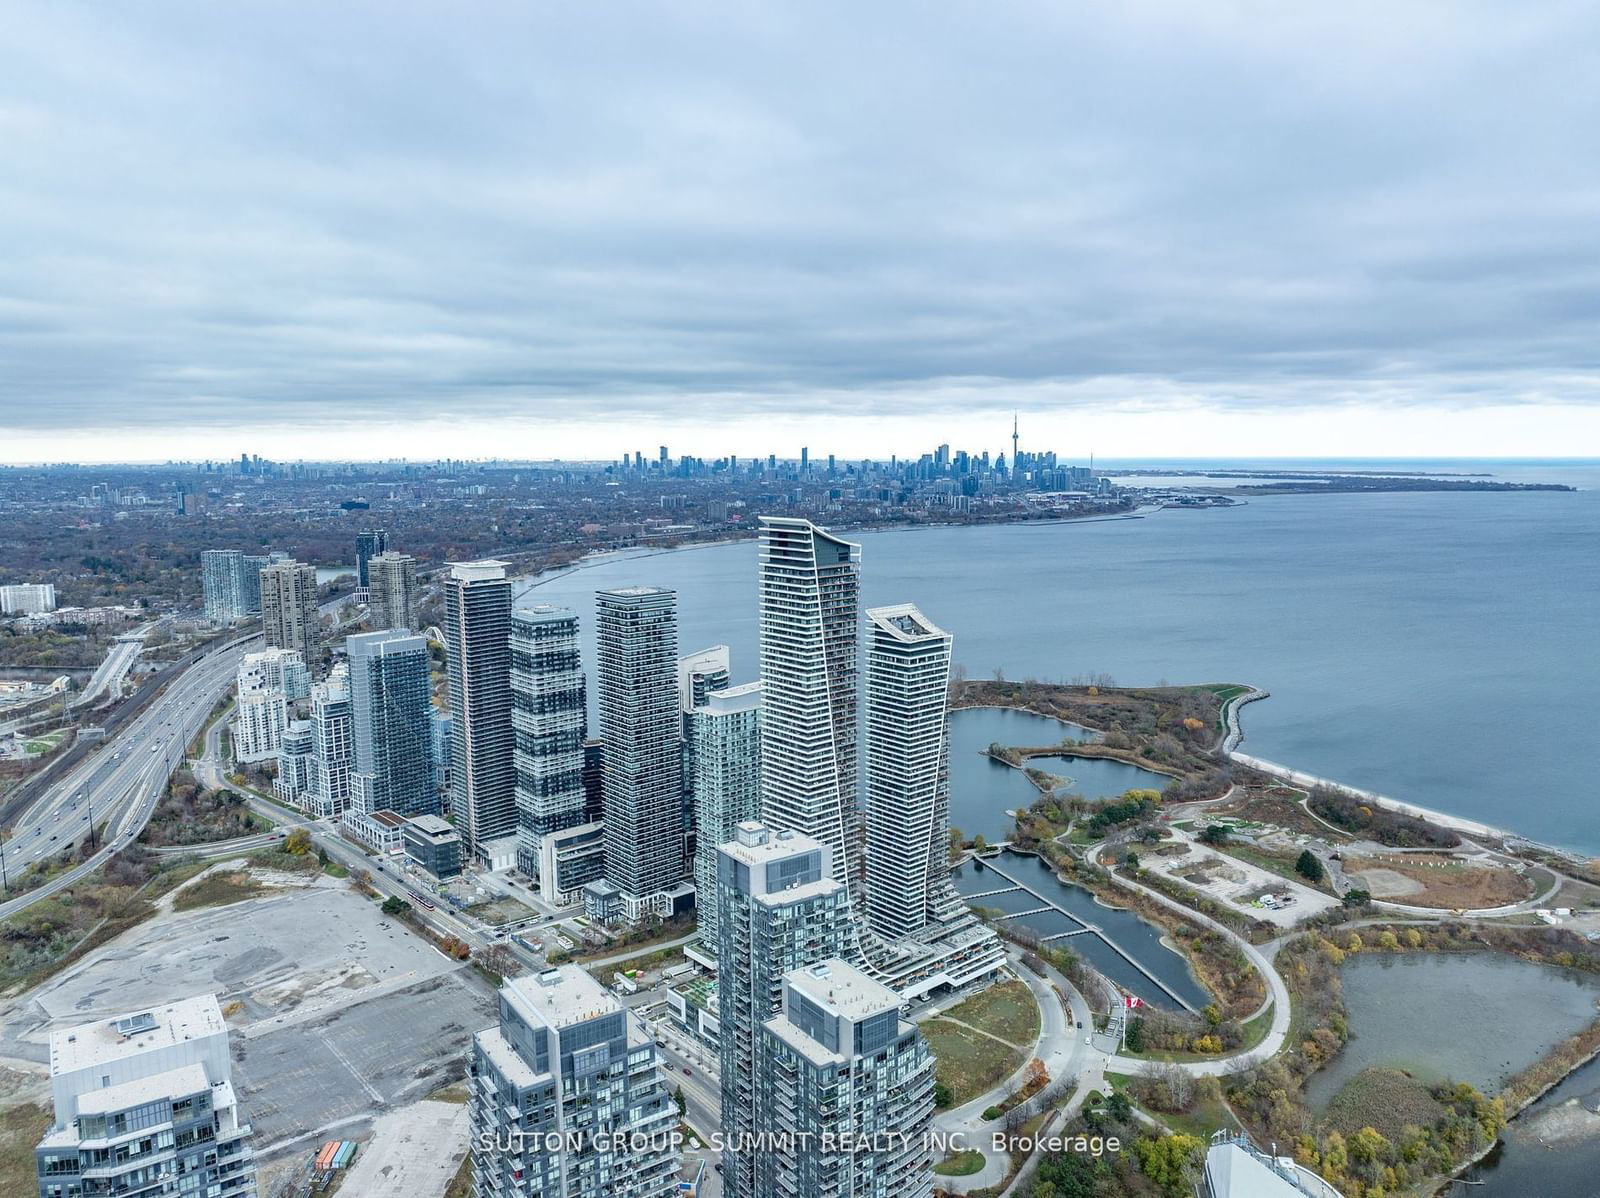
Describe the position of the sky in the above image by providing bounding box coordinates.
[2,1,1598,464]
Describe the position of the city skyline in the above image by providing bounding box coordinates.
[4,6,1599,464]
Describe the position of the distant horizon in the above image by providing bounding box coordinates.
[6,6,1599,472]
[2,452,1597,470]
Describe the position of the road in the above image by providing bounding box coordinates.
[931,949,1094,1192]
[72,621,168,710]
[0,632,262,915]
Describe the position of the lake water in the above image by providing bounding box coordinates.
[1303,952,1600,1111]
[516,463,1600,852]
[950,849,1211,1011]
[947,706,1170,842]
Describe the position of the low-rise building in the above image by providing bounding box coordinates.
[536,820,606,907]
[402,814,463,880]
[34,994,257,1198]
[341,808,409,856]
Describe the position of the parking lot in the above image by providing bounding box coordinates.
[236,969,493,1152]
[5,873,498,1160]
[18,879,462,1033]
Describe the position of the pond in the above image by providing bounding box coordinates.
[948,707,1173,843]
[951,849,1212,1011]
[1304,952,1600,1112]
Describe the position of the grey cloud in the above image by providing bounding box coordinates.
[1,0,1598,438]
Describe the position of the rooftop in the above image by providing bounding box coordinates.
[513,602,577,623]
[51,994,226,1077]
[509,966,621,1031]
[763,1014,843,1068]
[866,602,947,644]
[406,814,457,839]
[702,681,762,714]
[786,959,901,1023]
[722,821,824,866]
[76,1063,211,1118]
[475,1026,545,1089]
[448,559,509,583]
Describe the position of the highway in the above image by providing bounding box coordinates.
[71,622,166,710]
[0,632,261,916]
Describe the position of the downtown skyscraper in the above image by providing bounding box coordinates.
[715,821,855,1198]
[347,629,436,820]
[445,560,515,862]
[593,586,683,918]
[756,516,862,902]
[864,604,953,941]
[510,604,589,878]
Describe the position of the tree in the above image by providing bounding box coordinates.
[1342,887,1372,907]
[673,1086,686,1115]
[284,828,313,855]
[480,942,516,980]
[1134,1133,1204,1194]
[972,833,988,854]
[1122,850,1140,869]
[932,1081,954,1108]
[1124,1017,1145,1053]
[1295,849,1325,883]
[1198,824,1230,845]
[381,895,409,917]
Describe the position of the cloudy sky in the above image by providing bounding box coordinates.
[2,1,1597,463]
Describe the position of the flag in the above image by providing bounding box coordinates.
[1124,995,1144,1010]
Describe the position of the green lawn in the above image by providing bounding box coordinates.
[933,1150,987,1177]
[1153,1094,1240,1139]
[172,870,265,911]
[942,978,1042,1047]
[921,1018,1026,1106]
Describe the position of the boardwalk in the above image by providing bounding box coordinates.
[969,856,1199,1013]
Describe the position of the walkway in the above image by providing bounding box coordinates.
[974,855,1199,1012]
[934,947,1089,1194]
[1084,842,1292,1077]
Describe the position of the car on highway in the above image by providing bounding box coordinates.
[683,1067,692,1076]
